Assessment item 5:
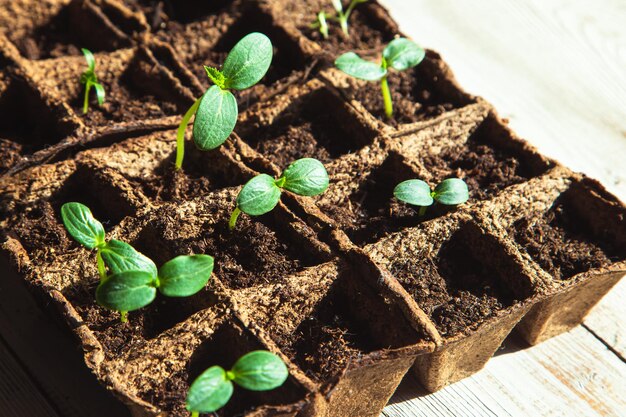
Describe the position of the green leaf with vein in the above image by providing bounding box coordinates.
[192,85,238,150]
[281,158,329,196]
[222,32,273,90]
[394,178,469,216]
[158,255,214,297]
[61,202,105,249]
[433,178,469,205]
[236,174,282,216]
[100,239,158,277]
[96,270,157,312]
[186,366,233,414]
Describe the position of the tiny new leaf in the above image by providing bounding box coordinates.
[281,158,329,196]
[382,38,426,71]
[81,48,95,71]
[222,32,273,90]
[236,174,282,216]
[433,178,469,205]
[186,366,234,414]
[61,202,105,249]
[96,270,157,312]
[393,179,434,207]
[193,85,238,150]
[100,239,158,277]
[158,255,214,297]
[334,52,386,81]
[231,351,289,391]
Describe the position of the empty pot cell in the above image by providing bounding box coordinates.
[237,88,378,167]
[511,180,626,281]
[340,50,473,124]
[134,0,233,25]
[420,113,551,201]
[388,222,533,337]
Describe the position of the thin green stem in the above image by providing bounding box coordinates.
[418,206,427,217]
[191,412,199,417]
[120,311,128,323]
[83,81,91,114]
[175,96,203,170]
[96,248,106,282]
[380,75,393,118]
[229,207,242,231]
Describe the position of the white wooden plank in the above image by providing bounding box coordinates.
[583,278,626,359]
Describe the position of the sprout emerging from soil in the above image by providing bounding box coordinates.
[186,351,288,416]
[175,32,273,170]
[79,48,105,114]
[313,0,369,38]
[61,202,214,322]
[229,158,329,230]
[335,38,425,118]
[394,178,469,216]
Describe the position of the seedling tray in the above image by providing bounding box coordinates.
[1,0,625,416]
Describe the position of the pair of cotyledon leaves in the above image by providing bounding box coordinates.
[394,178,469,207]
[80,48,105,107]
[236,158,329,216]
[186,351,288,414]
[61,202,213,312]
[192,32,273,151]
[335,37,425,81]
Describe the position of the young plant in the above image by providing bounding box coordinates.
[80,48,105,114]
[312,0,369,38]
[186,350,288,416]
[175,32,273,170]
[229,158,329,230]
[394,178,469,216]
[335,38,425,118]
[61,202,214,322]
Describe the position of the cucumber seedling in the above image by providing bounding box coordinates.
[186,350,288,416]
[80,48,105,114]
[335,37,425,118]
[313,0,369,38]
[175,32,273,170]
[61,202,214,322]
[229,158,329,230]
[394,178,469,216]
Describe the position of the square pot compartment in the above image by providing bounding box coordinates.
[236,80,379,171]
[0,0,147,60]
[24,45,196,129]
[231,260,431,417]
[365,218,538,391]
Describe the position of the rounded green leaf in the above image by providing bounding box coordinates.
[280,158,329,196]
[222,32,273,90]
[193,85,238,150]
[236,174,282,216]
[60,202,105,249]
[100,240,158,277]
[433,178,469,206]
[96,270,156,312]
[231,351,289,391]
[335,52,387,81]
[186,366,233,414]
[394,180,434,207]
[383,38,426,71]
[158,255,214,297]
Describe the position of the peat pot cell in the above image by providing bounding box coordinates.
[272,268,422,383]
[341,50,473,125]
[0,73,72,155]
[511,180,626,281]
[181,321,308,417]
[9,0,142,60]
[420,113,552,201]
[237,88,378,167]
[388,222,534,337]
[134,0,233,25]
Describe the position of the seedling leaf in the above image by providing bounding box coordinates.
[393,180,434,207]
[331,0,343,13]
[60,202,105,249]
[433,178,469,205]
[318,11,329,39]
[193,85,238,150]
[100,239,158,277]
[231,351,289,391]
[96,270,156,312]
[236,174,281,216]
[158,255,214,297]
[204,66,226,89]
[335,52,387,81]
[222,32,273,90]
[81,48,95,71]
[93,82,105,105]
[281,158,329,196]
[382,38,425,71]
[186,366,233,413]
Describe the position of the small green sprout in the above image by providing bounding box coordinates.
[312,0,369,38]
[394,178,469,216]
[61,202,213,322]
[186,351,288,416]
[229,158,329,230]
[175,32,273,170]
[335,38,425,118]
[80,48,105,114]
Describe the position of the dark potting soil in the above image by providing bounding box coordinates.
[512,197,618,280]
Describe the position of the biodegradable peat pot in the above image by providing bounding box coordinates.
[1,0,626,416]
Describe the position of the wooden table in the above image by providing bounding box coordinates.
[1,1,624,416]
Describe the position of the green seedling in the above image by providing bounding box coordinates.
[175,32,273,170]
[229,158,329,230]
[61,202,213,322]
[186,350,288,416]
[312,0,369,38]
[394,178,469,216]
[335,38,425,118]
[80,48,105,114]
